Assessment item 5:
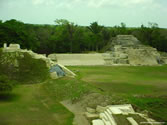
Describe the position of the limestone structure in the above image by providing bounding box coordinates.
[3,43,20,52]
[160,52,167,64]
[48,35,166,66]
[105,35,162,66]
[2,43,76,79]
[48,53,106,66]
[84,104,158,125]
[5,35,166,67]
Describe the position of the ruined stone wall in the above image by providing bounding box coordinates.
[1,43,76,79]
[108,35,162,66]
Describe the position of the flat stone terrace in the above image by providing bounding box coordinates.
[52,53,106,66]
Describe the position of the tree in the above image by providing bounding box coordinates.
[72,26,84,52]
[137,22,167,52]
[0,75,14,92]
[113,22,130,35]
[55,19,69,25]
[0,19,37,50]
[101,28,111,46]
[54,19,78,53]
[67,22,77,53]
[0,19,167,53]
[87,22,103,51]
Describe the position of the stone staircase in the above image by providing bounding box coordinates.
[102,35,163,66]
[102,45,129,65]
[91,104,157,125]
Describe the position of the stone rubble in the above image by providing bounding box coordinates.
[86,107,96,113]
[84,104,158,125]
[105,35,162,66]
[85,112,99,119]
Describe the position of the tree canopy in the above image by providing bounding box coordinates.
[0,19,167,53]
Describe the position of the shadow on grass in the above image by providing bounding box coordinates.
[0,93,20,102]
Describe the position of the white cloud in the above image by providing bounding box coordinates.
[85,0,155,8]
[32,0,55,5]
[30,0,162,10]
[32,0,44,5]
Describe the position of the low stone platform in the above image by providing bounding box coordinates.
[49,53,106,66]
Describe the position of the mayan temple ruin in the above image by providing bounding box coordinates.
[104,35,163,66]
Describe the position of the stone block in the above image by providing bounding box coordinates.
[85,112,99,119]
[48,54,57,61]
[3,43,7,48]
[50,72,58,79]
[109,107,122,115]
[9,44,20,49]
[127,117,139,125]
[92,119,104,125]
[86,107,96,113]
[99,113,108,121]
[96,105,107,113]
[118,59,129,64]
[104,111,117,125]
[119,54,128,59]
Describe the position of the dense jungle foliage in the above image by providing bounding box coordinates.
[0,19,167,54]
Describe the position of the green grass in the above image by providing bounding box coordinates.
[0,84,74,125]
[41,77,94,102]
[113,114,148,125]
[69,66,167,96]
[0,76,93,125]
[128,97,167,122]
[68,65,167,122]
[1,65,167,124]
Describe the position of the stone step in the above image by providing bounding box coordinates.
[106,109,112,115]
[104,111,117,125]
[92,119,105,125]
[108,107,122,115]
[101,118,112,125]
[127,117,139,125]
[85,112,99,119]
[99,113,108,121]
[100,114,112,125]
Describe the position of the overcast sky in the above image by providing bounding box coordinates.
[0,0,166,27]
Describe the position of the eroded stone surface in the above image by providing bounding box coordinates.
[86,107,96,113]
[85,112,99,119]
[127,117,139,125]
[2,43,76,79]
[107,35,161,66]
[92,119,105,125]
[48,35,166,66]
[92,104,157,125]
[49,53,106,66]
[96,105,107,113]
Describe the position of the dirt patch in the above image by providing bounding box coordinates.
[75,92,128,108]
[61,100,90,125]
